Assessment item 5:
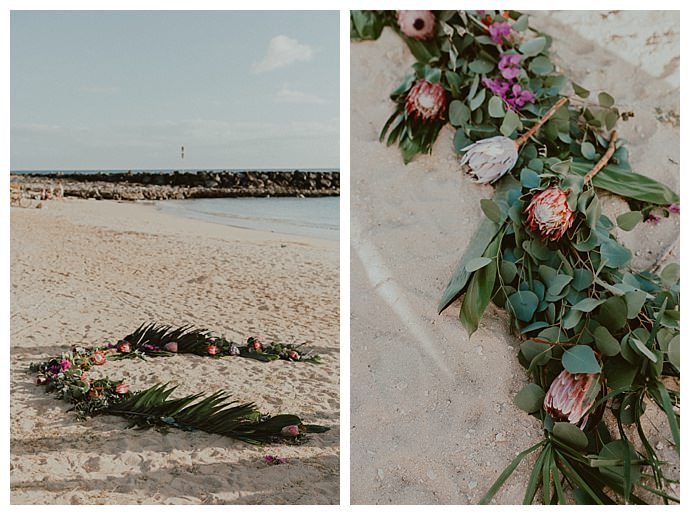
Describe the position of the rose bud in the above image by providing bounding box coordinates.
[117,341,131,353]
[396,10,436,40]
[525,186,575,241]
[229,343,241,356]
[459,136,518,184]
[164,341,178,353]
[405,80,446,122]
[80,373,88,381]
[91,350,107,366]
[115,383,129,395]
[207,344,218,356]
[287,350,300,361]
[36,375,48,386]
[251,339,263,351]
[280,425,300,437]
[544,369,600,427]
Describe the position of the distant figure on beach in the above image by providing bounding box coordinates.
[56,181,64,199]
[181,145,185,160]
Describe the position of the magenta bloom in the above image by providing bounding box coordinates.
[669,203,680,214]
[489,22,511,44]
[646,213,661,225]
[508,84,536,109]
[483,77,511,98]
[60,359,71,371]
[498,53,522,80]
[263,455,287,465]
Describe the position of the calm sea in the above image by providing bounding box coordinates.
[156,197,340,241]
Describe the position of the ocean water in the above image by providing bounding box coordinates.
[156,197,339,241]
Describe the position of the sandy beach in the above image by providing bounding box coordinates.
[10,198,339,504]
[350,11,679,504]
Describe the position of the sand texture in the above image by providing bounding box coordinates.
[350,11,679,504]
[10,199,339,504]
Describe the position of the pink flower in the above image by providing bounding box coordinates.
[117,341,131,353]
[525,186,575,241]
[669,203,680,215]
[281,425,300,437]
[287,350,300,361]
[252,339,263,351]
[164,341,178,353]
[207,337,216,343]
[91,350,107,366]
[544,370,600,427]
[646,213,661,225]
[80,373,88,381]
[396,10,435,40]
[405,80,447,122]
[488,22,512,44]
[60,358,72,371]
[207,344,218,356]
[498,53,522,80]
[115,383,129,394]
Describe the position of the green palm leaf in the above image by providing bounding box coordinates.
[102,383,328,444]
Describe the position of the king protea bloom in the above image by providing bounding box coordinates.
[115,383,129,395]
[544,369,600,427]
[117,341,131,353]
[207,344,218,356]
[164,341,178,353]
[91,350,107,366]
[405,80,446,122]
[525,186,575,241]
[459,136,518,184]
[281,425,300,437]
[396,10,436,40]
[287,350,300,361]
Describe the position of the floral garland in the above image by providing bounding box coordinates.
[30,324,327,444]
[352,10,679,505]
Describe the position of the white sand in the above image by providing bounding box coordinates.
[10,198,339,504]
[350,11,679,504]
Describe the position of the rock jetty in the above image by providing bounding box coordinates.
[10,170,339,201]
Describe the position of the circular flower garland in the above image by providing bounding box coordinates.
[30,324,328,444]
[352,10,680,505]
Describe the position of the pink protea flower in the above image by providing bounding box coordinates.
[91,350,107,366]
[164,341,178,353]
[207,344,218,356]
[287,350,300,361]
[525,186,575,241]
[251,339,263,351]
[396,10,436,40]
[281,425,300,437]
[115,383,129,394]
[405,80,447,122]
[117,341,131,353]
[544,369,600,427]
[60,358,72,371]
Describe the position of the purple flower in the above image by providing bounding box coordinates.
[669,203,680,215]
[263,455,286,465]
[489,22,511,44]
[508,84,536,109]
[483,78,511,97]
[498,53,522,80]
[646,213,661,225]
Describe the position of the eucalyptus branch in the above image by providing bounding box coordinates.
[515,96,569,147]
[584,130,618,184]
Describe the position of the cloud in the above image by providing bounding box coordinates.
[275,86,327,105]
[252,35,314,73]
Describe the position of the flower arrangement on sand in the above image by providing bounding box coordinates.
[353,10,679,505]
[30,323,327,445]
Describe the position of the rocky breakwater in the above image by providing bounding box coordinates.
[10,170,340,201]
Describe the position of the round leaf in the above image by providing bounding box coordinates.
[667,335,680,371]
[449,100,471,127]
[593,326,620,357]
[500,110,522,137]
[624,291,646,319]
[514,383,545,413]
[507,290,539,321]
[571,298,606,313]
[519,36,546,57]
[616,211,643,231]
[488,95,505,118]
[480,198,503,223]
[562,345,601,374]
[596,296,627,331]
[597,440,640,484]
[499,261,517,283]
[553,422,589,449]
[580,141,596,160]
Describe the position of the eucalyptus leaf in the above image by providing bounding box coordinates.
[465,257,493,272]
[667,335,680,371]
[571,298,606,313]
[596,296,627,331]
[469,87,487,111]
[459,236,500,336]
[519,36,546,57]
[562,345,601,374]
[616,211,643,231]
[480,198,504,223]
[553,422,589,450]
[514,383,546,413]
[593,326,620,357]
[624,291,646,319]
[500,110,522,137]
[488,95,506,118]
[507,290,539,322]
[449,100,471,127]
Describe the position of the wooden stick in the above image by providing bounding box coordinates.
[514,96,569,148]
[584,131,618,185]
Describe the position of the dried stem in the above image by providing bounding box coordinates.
[514,96,569,148]
[584,130,618,184]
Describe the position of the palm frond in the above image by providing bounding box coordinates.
[123,323,209,354]
[102,383,328,444]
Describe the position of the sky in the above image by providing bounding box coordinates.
[10,11,339,170]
